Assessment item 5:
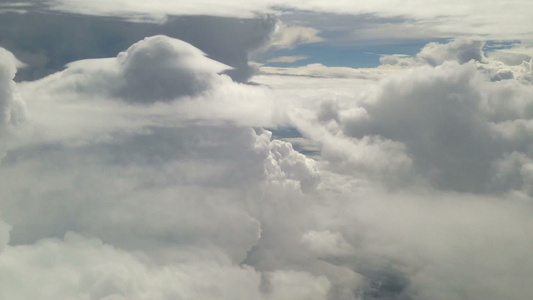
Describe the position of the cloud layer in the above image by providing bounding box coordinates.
[1,28,533,300]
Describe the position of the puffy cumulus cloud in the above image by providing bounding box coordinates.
[251,53,533,299]
[332,61,533,193]
[0,118,325,298]
[265,137,321,192]
[417,39,486,66]
[29,35,230,103]
[404,39,532,83]
[116,36,230,102]
[260,39,531,83]
[0,125,320,258]
[253,48,533,195]
[380,40,533,83]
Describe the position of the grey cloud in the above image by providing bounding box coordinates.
[491,69,514,81]
[487,50,531,66]
[379,54,418,67]
[250,58,533,298]
[0,48,25,131]
[0,48,26,162]
[0,122,319,260]
[116,35,230,102]
[2,16,533,300]
[339,61,533,193]
[0,231,265,300]
[0,11,276,83]
[28,35,231,103]
[417,39,486,66]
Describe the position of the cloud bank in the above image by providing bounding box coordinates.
[1,14,533,300]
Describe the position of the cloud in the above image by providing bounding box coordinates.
[116,36,230,102]
[253,48,533,195]
[417,39,486,66]
[270,22,323,49]
[0,48,25,131]
[486,46,533,66]
[0,48,26,161]
[322,187,533,300]
[379,54,418,67]
[337,61,533,193]
[259,63,401,79]
[380,39,533,83]
[0,231,265,300]
[0,54,326,296]
[0,12,276,82]
[267,55,308,63]
[26,35,230,103]
[37,0,533,41]
[2,29,533,300]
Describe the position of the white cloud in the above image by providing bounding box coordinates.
[259,63,402,79]
[253,46,533,195]
[263,270,330,300]
[0,231,264,300]
[0,48,26,132]
[379,54,418,67]
[41,0,533,40]
[487,47,533,66]
[2,33,533,300]
[0,48,26,161]
[301,230,355,256]
[270,22,323,49]
[417,39,486,66]
[27,35,231,104]
[267,55,308,63]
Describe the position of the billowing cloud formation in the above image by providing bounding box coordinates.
[29,35,231,103]
[252,55,533,299]
[0,48,25,132]
[417,39,486,66]
[264,58,533,193]
[0,48,26,161]
[0,12,277,82]
[116,36,230,102]
[2,33,533,300]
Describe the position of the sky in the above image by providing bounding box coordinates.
[0,1,533,300]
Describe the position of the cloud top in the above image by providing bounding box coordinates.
[38,35,232,103]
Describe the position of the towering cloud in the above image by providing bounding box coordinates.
[29,36,231,103]
[0,48,25,132]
